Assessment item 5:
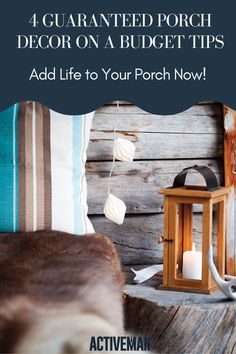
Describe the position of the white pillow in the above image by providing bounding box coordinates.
[0,102,94,234]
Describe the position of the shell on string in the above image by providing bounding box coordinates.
[103,193,126,225]
[113,138,136,162]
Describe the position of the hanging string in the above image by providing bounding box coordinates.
[107,101,120,194]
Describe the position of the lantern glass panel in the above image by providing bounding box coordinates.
[212,204,219,264]
[175,203,203,281]
[211,202,225,279]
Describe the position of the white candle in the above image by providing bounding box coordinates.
[182,243,202,280]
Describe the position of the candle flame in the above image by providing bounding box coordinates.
[192,242,196,252]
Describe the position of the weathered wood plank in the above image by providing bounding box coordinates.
[88,131,223,160]
[87,159,223,214]
[91,214,217,265]
[97,102,222,117]
[124,284,227,305]
[87,159,222,176]
[106,101,131,105]
[124,285,236,353]
[91,214,164,265]
[93,103,223,134]
[87,102,227,269]
[108,101,219,106]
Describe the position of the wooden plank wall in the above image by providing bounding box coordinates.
[86,102,224,265]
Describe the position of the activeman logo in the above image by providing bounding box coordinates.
[89,336,151,352]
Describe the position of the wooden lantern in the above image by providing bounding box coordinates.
[159,165,229,294]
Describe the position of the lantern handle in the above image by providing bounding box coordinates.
[173,165,219,191]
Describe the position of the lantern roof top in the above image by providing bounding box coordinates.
[159,186,230,199]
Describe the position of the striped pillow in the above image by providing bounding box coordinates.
[0,102,94,234]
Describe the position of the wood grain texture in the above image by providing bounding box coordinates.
[89,102,223,161]
[88,131,223,161]
[87,159,223,214]
[94,103,223,134]
[91,214,217,265]
[124,285,236,354]
[87,102,225,267]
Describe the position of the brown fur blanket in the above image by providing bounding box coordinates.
[0,231,124,353]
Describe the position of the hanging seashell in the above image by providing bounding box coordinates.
[104,193,126,225]
[113,138,136,162]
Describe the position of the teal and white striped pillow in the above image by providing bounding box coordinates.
[0,101,94,234]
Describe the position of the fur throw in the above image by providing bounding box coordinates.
[0,231,124,353]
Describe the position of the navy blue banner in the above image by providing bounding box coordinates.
[0,0,235,114]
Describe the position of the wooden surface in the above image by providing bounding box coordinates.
[91,214,218,265]
[90,103,236,353]
[87,159,222,214]
[87,102,225,266]
[92,103,223,134]
[88,131,222,160]
[124,283,236,354]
